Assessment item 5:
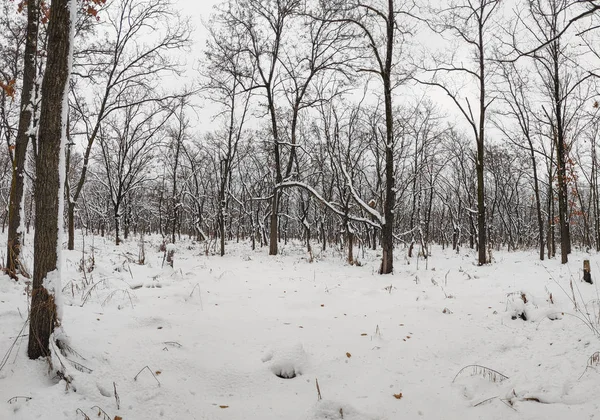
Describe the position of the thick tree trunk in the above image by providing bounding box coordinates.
[6,0,40,278]
[28,0,73,360]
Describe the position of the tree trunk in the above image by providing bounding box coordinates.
[347,228,354,265]
[67,202,75,250]
[6,0,40,278]
[379,1,395,274]
[269,190,279,255]
[28,0,73,360]
[115,209,121,245]
[476,20,487,266]
[219,207,225,257]
[557,133,569,264]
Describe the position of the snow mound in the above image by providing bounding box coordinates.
[307,400,377,420]
[262,342,308,379]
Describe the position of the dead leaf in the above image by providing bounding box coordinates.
[346,352,351,358]
[361,333,367,336]
[155,371,161,375]
[320,304,324,307]
[393,393,403,399]
[219,405,229,409]
[114,416,123,420]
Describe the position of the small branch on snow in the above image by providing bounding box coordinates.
[134,365,161,386]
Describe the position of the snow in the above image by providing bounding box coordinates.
[2,234,600,419]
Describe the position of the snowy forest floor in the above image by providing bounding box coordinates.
[2,234,600,420]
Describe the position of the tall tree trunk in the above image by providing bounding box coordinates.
[476,19,487,266]
[28,0,73,360]
[219,202,225,257]
[592,136,600,251]
[531,153,544,261]
[556,129,569,263]
[6,0,40,278]
[379,0,395,275]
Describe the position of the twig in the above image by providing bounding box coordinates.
[315,378,322,401]
[473,396,497,407]
[90,406,111,420]
[134,365,161,386]
[113,382,120,410]
[188,283,203,310]
[80,278,110,306]
[7,396,32,404]
[0,318,28,373]
[75,408,91,420]
[499,398,518,411]
[577,351,600,380]
[66,358,93,374]
[452,364,509,383]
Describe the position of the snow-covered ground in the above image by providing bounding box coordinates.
[2,234,600,420]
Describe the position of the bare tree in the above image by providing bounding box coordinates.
[320,0,415,273]
[28,0,74,360]
[67,0,191,250]
[494,62,545,260]
[3,0,30,278]
[510,0,594,263]
[95,98,173,245]
[202,16,254,256]
[417,0,502,265]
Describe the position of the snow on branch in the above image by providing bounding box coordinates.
[340,165,384,225]
[277,180,380,229]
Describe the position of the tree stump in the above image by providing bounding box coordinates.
[584,260,593,284]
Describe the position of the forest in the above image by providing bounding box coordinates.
[2,0,600,419]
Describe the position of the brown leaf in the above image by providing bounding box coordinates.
[219,405,229,409]
[393,393,403,399]
[114,416,123,420]
[360,333,367,336]
[155,371,161,375]
[346,352,351,358]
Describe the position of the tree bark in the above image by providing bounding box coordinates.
[6,0,40,278]
[476,13,487,266]
[67,202,75,250]
[28,0,73,360]
[379,0,396,274]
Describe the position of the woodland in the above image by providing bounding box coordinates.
[2,1,600,416]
